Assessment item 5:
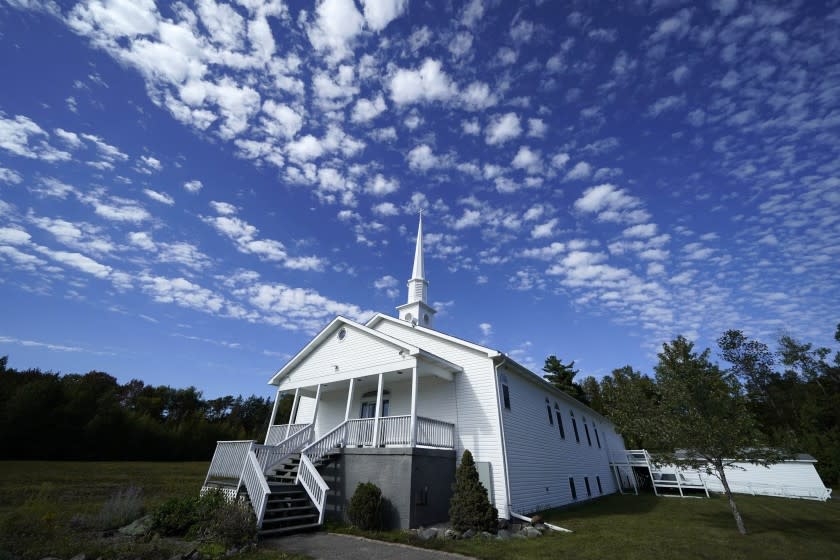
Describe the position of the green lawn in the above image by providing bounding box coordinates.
[0,461,305,560]
[334,493,840,560]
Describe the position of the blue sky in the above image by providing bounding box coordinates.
[1,0,838,399]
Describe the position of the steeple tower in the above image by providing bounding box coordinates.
[396,213,436,328]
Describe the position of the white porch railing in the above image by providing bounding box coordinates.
[265,422,310,445]
[416,416,455,448]
[346,418,374,446]
[379,415,412,446]
[203,440,254,485]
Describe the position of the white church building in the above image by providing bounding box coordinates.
[203,216,627,536]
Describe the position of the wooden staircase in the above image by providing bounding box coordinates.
[256,452,339,538]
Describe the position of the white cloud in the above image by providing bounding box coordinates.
[565,161,592,180]
[0,113,72,162]
[374,274,399,298]
[183,179,203,193]
[551,152,570,168]
[351,94,387,123]
[460,0,484,28]
[372,201,399,216]
[308,0,365,61]
[138,155,162,173]
[453,209,482,229]
[0,166,22,184]
[390,59,456,105]
[54,128,83,149]
[479,322,493,336]
[461,81,497,111]
[462,119,480,135]
[366,174,399,196]
[647,94,686,117]
[485,112,521,145]
[286,135,324,162]
[143,188,174,205]
[531,218,558,239]
[261,100,303,139]
[511,146,542,174]
[574,184,650,224]
[407,144,439,171]
[527,118,546,138]
[449,31,473,59]
[623,223,657,238]
[361,0,408,31]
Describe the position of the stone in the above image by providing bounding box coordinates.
[479,531,494,539]
[497,519,510,530]
[418,528,439,541]
[118,515,153,537]
[461,529,476,539]
[512,533,527,539]
[444,529,459,540]
[534,523,547,531]
[521,526,542,538]
[40,557,62,560]
[168,555,183,560]
[496,529,511,540]
[70,554,86,560]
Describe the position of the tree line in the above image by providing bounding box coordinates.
[0,356,293,461]
[543,324,840,490]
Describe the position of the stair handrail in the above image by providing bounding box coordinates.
[240,447,271,527]
[255,424,314,473]
[300,420,349,463]
[297,453,329,525]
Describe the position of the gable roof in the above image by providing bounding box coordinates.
[268,316,420,386]
[366,313,501,358]
[267,315,462,386]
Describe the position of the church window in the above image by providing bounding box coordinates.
[423,313,429,324]
[596,476,603,494]
[594,427,601,448]
[360,390,390,418]
[500,374,511,410]
[569,477,577,500]
[405,312,413,323]
[584,423,592,446]
[545,398,553,425]
[337,327,346,341]
[554,403,565,438]
[584,477,592,497]
[570,411,580,443]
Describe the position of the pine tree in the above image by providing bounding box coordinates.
[448,450,497,533]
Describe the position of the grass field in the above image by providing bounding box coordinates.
[1,461,837,560]
[334,492,840,560]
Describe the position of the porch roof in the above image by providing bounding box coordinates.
[268,315,462,386]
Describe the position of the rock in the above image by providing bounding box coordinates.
[70,554,86,560]
[40,557,62,560]
[496,529,511,540]
[461,529,476,539]
[534,523,547,531]
[479,531,494,539]
[512,533,527,539]
[497,519,510,530]
[418,528,439,541]
[444,529,459,540]
[168,555,183,560]
[521,526,542,538]
[118,515,153,537]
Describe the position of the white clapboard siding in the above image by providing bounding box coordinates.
[501,364,618,514]
[277,323,408,390]
[372,320,509,516]
[293,396,315,423]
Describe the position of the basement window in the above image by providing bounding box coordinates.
[569,477,577,500]
[500,374,511,410]
[545,398,553,425]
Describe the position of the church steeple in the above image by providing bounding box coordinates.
[396,213,436,328]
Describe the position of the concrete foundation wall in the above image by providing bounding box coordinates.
[323,447,455,529]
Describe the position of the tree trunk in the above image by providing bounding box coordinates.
[716,462,747,535]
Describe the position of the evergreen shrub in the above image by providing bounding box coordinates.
[448,450,498,533]
[347,482,383,530]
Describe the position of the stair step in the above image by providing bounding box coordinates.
[261,513,318,525]
[259,522,321,537]
[265,505,316,514]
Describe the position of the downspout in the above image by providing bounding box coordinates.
[492,355,514,520]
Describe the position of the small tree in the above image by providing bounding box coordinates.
[543,355,588,404]
[347,482,383,530]
[449,450,497,533]
[651,336,783,535]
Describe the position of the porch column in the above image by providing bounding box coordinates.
[371,373,384,447]
[266,388,283,444]
[344,378,356,421]
[311,384,323,429]
[286,388,301,438]
[409,366,418,447]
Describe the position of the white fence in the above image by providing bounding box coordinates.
[265,423,310,445]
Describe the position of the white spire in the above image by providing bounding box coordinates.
[396,213,436,328]
[411,211,425,282]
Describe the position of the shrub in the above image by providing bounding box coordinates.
[449,450,498,533]
[347,482,383,530]
[95,486,144,530]
[151,489,255,547]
